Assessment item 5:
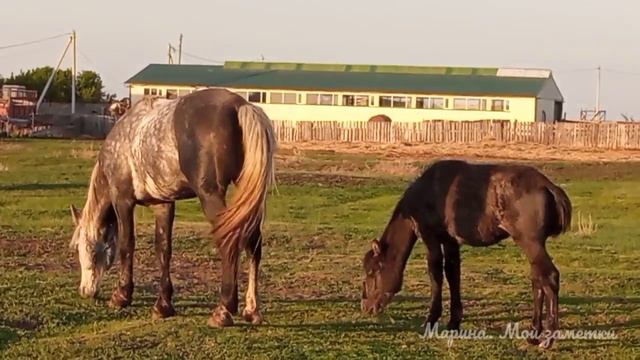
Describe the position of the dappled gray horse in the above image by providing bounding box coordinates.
[70,88,276,327]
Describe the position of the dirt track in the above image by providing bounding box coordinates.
[279,141,640,162]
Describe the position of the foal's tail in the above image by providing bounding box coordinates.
[545,182,572,236]
[213,103,276,257]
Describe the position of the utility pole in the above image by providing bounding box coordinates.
[595,65,601,114]
[168,43,175,64]
[178,34,183,64]
[71,30,77,114]
[36,36,73,114]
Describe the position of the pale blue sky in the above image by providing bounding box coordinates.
[2,0,638,118]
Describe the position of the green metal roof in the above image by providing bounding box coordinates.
[125,62,551,97]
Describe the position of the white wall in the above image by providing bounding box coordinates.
[129,85,538,123]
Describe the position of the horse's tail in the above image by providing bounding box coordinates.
[545,182,572,237]
[213,103,276,257]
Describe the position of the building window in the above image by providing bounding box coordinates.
[158,89,163,96]
[144,88,150,95]
[453,98,484,110]
[166,89,178,99]
[342,94,369,106]
[248,91,266,103]
[491,99,505,111]
[467,98,481,110]
[235,91,248,99]
[380,95,411,108]
[307,93,338,105]
[416,97,446,109]
[150,88,158,96]
[270,92,297,104]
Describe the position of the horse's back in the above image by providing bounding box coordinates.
[411,160,561,245]
[172,89,248,192]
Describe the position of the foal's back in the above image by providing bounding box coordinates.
[407,160,564,246]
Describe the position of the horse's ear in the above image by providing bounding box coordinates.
[371,240,381,256]
[70,204,81,225]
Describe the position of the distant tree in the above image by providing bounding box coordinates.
[5,67,108,103]
[76,70,105,103]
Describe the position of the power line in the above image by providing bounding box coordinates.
[0,33,70,51]
[181,51,224,64]
[602,68,640,77]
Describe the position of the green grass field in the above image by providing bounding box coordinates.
[1,139,639,359]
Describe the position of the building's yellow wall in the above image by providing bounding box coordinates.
[130,85,537,122]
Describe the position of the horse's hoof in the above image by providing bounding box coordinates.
[421,318,439,329]
[526,337,541,346]
[109,291,132,309]
[242,308,263,325]
[152,303,176,320]
[538,337,555,350]
[208,307,234,328]
[446,321,460,331]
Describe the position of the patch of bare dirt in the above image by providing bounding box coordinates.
[276,172,384,186]
[279,141,640,163]
[0,318,42,331]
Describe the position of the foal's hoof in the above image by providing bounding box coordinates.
[207,307,234,328]
[242,308,263,325]
[446,321,461,331]
[109,291,132,309]
[538,336,555,350]
[152,302,176,320]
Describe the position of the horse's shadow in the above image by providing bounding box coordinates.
[0,182,85,191]
[84,292,640,338]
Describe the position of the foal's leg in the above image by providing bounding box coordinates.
[198,192,239,328]
[151,202,176,319]
[241,222,263,325]
[110,200,136,308]
[443,241,463,330]
[515,237,560,349]
[422,237,444,328]
[528,277,545,345]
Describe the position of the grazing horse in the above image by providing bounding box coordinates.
[69,88,276,327]
[361,160,571,348]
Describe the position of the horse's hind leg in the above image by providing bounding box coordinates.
[515,237,560,349]
[443,241,463,330]
[242,221,263,325]
[151,202,176,319]
[197,191,238,328]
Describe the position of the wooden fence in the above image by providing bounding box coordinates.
[272,120,640,150]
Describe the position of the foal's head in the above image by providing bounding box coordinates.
[69,204,117,298]
[361,240,396,315]
[361,207,418,315]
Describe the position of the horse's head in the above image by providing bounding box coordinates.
[69,204,117,298]
[361,239,395,315]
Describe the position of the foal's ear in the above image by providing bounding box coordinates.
[70,204,81,225]
[371,240,381,256]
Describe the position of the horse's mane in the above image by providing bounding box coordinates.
[70,162,115,248]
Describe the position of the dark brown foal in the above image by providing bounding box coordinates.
[361,160,570,349]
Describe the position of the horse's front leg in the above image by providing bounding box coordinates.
[242,221,263,325]
[110,200,136,308]
[443,241,463,330]
[422,236,444,329]
[151,202,176,319]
